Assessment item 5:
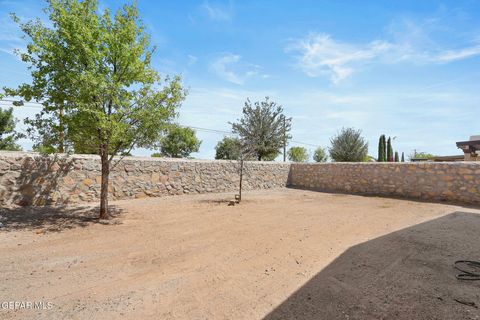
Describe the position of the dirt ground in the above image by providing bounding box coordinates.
[1,189,479,320]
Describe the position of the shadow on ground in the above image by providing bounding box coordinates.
[264,211,480,320]
[0,205,123,232]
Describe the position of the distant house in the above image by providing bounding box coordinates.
[410,155,465,162]
[410,135,480,162]
[456,135,480,161]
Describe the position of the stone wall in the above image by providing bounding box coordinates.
[0,152,290,206]
[289,162,480,205]
[1,152,480,207]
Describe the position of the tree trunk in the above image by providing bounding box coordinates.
[58,105,65,153]
[99,151,110,219]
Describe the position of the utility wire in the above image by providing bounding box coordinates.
[0,99,321,148]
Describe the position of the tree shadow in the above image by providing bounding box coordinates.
[12,153,75,206]
[264,211,480,320]
[0,205,123,232]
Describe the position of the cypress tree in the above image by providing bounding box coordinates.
[382,135,387,161]
[401,152,405,162]
[387,137,393,162]
[394,151,399,162]
[377,135,384,162]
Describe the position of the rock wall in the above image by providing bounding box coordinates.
[1,152,479,207]
[0,152,290,206]
[289,162,480,205]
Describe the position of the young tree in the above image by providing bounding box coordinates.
[0,107,23,151]
[158,126,201,158]
[401,152,405,162]
[287,146,309,162]
[215,136,242,160]
[231,97,291,161]
[329,127,368,162]
[394,151,399,162]
[313,146,328,162]
[7,0,185,218]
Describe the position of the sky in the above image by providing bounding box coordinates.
[0,0,479,160]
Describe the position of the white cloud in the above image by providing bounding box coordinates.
[210,53,244,84]
[288,18,480,83]
[201,1,232,21]
[187,54,198,65]
[209,53,266,85]
[287,33,392,83]
[436,45,480,62]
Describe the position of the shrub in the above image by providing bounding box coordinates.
[329,128,368,162]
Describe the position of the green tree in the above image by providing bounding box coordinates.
[409,151,435,161]
[387,137,394,162]
[0,107,23,151]
[313,146,328,162]
[377,134,386,162]
[231,97,291,161]
[329,127,368,162]
[7,0,185,218]
[401,152,405,162]
[287,146,308,162]
[24,111,67,153]
[382,135,387,161]
[215,136,242,160]
[158,126,201,158]
[394,151,399,162]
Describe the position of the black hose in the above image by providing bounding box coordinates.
[454,260,480,281]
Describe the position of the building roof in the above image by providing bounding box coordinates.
[410,155,465,162]
[456,139,480,153]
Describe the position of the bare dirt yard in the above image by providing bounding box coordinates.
[1,189,480,319]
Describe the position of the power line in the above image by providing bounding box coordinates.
[0,99,320,148]
[0,99,43,108]
[185,126,232,135]
[291,140,319,148]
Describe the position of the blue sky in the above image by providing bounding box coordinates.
[1,0,479,160]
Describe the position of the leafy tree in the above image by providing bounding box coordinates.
[215,136,242,160]
[231,97,291,161]
[262,152,279,161]
[377,134,386,162]
[401,152,405,162]
[0,107,23,151]
[7,0,185,218]
[313,147,327,162]
[24,111,67,153]
[287,146,308,162]
[409,151,435,161]
[158,126,201,158]
[329,127,368,162]
[394,151,399,162]
[33,144,57,154]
